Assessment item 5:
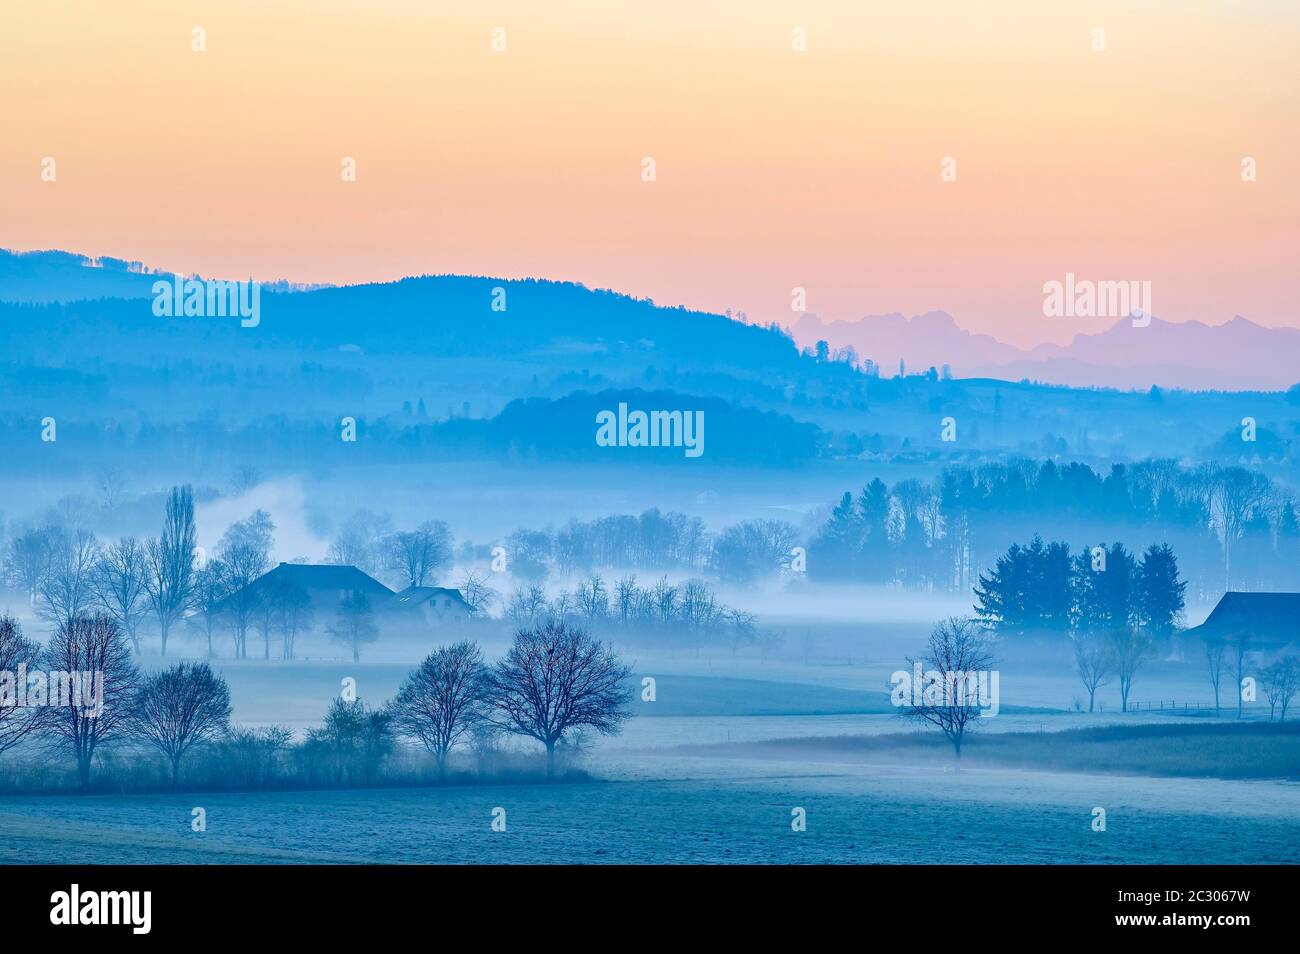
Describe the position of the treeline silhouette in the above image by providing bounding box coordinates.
[500,509,797,584]
[973,538,1185,639]
[0,613,630,794]
[504,574,771,657]
[808,458,1300,597]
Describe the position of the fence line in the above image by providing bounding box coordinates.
[1127,699,1221,714]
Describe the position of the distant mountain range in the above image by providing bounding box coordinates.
[3,248,1298,472]
[791,311,1300,391]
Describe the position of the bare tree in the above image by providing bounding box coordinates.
[1227,632,1256,720]
[191,559,231,658]
[92,536,150,654]
[94,466,127,512]
[326,509,392,576]
[5,526,56,608]
[485,621,632,776]
[755,629,782,663]
[0,615,45,757]
[550,591,574,622]
[575,574,609,622]
[37,528,100,630]
[1211,467,1270,589]
[1204,637,1228,717]
[215,510,273,659]
[144,486,199,657]
[383,521,453,588]
[1260,656,1299,721]
[457,569,498,615]
[1281,658,1300,721]
[275,583,312,660]
[506,584,547,625]
[1108,626,1154,713]
[45,495,95,534]
[892,479,930,529]
[1072,631,1114,713]
[328,591,379,663]
[253,585,278,661]
[711,519,799,582]
[724,608,757,657]
[134,662,232,786]
[651,576,678,624]
[389,641,488,777]
[44,614,140,789]
[898,617,997,758]
[615,575,637,626]
[228,465,261,496]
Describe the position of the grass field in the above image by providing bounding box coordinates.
[658,722,1300,780]
[2,754,1297,864]
[1,645,1294,864]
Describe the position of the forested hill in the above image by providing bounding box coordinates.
[1,248,800,373]
[4,248,1300,473]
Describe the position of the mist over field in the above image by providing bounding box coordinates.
[5,17,1300,953]
[0,250,1297,867]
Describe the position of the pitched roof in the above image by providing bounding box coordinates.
[217,563,393,609]
[1183,592,1300,642]
[259,562,393,594]
[390,586,474,610]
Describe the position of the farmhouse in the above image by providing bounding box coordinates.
[217,563,475,626]
[226,562,394,614]
[390,586,475,624]
[1183,592,1300,648]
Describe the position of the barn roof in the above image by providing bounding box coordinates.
[1183,592,1300,643]
[216,563,393,609]
[264,563,392,592]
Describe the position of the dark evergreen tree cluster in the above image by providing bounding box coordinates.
[973,537,1187,639]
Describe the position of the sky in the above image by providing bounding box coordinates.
[2,0,1297,347]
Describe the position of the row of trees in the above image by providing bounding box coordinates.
[504,574,770,656]
[5,491,275,658]
[5,487,199,655]
[1073,628,1300,718]
[1259,658,1300,721]
[0,611,630,789]
[324,511,453,587]
[973,538,1186,639]
[502,511,798,584]
[505,510,708,579]
[249,458,1300,594]
[1071,628,1160,713]
[809,459,1300,596]
[390,625,630,777]
[900,619,1298,762]
[0,613,228,787]
[1199,633,1300,721]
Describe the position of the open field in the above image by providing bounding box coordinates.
[0,620,1292,863]
[653,722,1300,780]
[2,753,1297,864]
[2,660,1295,863]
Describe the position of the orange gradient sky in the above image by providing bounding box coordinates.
[2,0,1297,346]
